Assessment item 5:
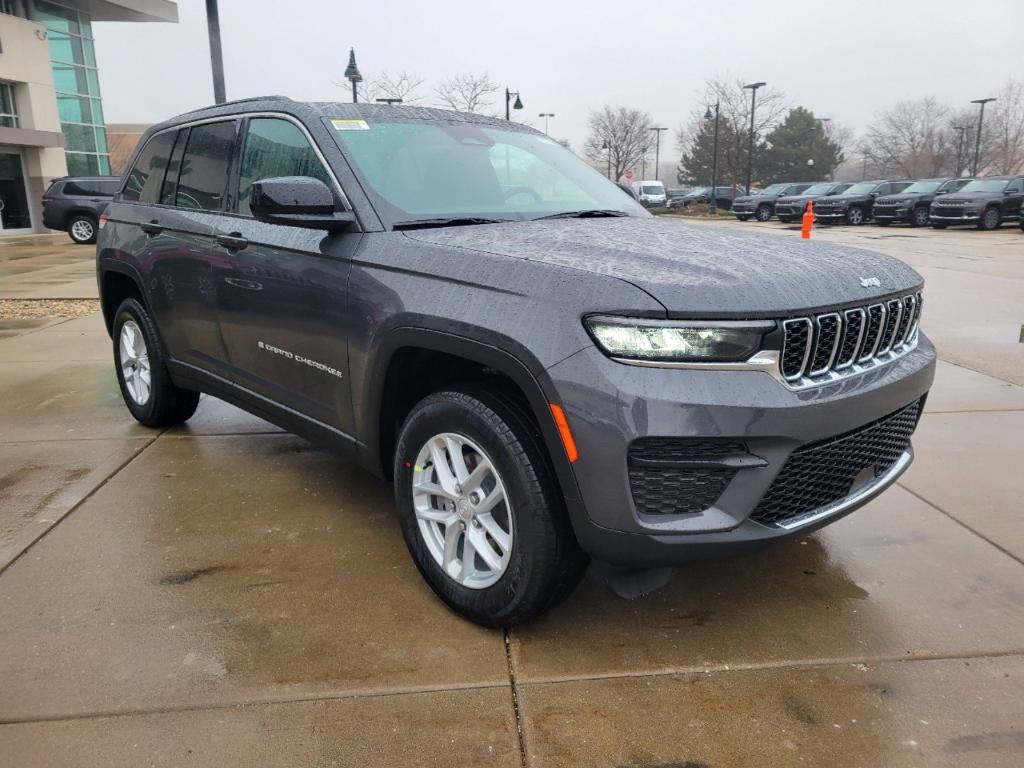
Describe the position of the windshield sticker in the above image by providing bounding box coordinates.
[331,119,370,131]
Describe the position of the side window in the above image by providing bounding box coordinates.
[160,128,187,205]
[237,118,332,216]
[122,131,176,203]
[97,179,121,196]
[176,121,238,211]
[1006,179,1024,194]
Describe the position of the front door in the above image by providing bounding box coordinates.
[213,116,358,437]
[0,150,33,233]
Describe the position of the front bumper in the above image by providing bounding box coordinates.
[930,211,981,223]
[547,336,936,565]
[873,208,910,223]
[814,209,848,221]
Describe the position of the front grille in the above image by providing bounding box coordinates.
[750,400,921,527]
[627,439,744,516]
[779,292,922,385]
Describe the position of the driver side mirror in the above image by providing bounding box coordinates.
[250,176,354,232]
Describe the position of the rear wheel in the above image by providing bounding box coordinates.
[978,207,1001,230]
[393,388,588,627]
[68,214,97,244]
[910,206,930,227]
[846,205,866,225]
[113,298,200,427]
[755,205,772,222]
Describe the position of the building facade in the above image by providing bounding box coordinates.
[0,0,176,234]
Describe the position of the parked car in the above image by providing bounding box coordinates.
[665,187,692,205]
[773,182,852,223]
[42,176,121,244]
[631,180,667,206]
[873,177,973,227]
[813,180,913,225]
[97,98,934,626]
[929,175,1024,230]
[667,185,742,211]
[732,182,814,222]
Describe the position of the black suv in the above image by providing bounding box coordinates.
[813,180,913,225]
[872,177,973,227]
[667,185,742,211]
[97,98,934,625]
[929,175,1024,230]
[772,182,852,223]
[42,176,120,244]
[731,182,813,222]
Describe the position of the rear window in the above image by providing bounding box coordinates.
[175,121,237,211]
[64,178,120,196]
[123,132,176,203]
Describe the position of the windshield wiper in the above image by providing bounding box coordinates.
[533,209,630,220]
[392,217,509,230]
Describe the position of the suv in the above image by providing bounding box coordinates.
[732,182,813,222]
[929,175,1024,230]
[773,182,852,223]
[873,177,972,227]
[42,176,120,244]
[813,180,913,225]
[668,185,741,211]
[97,98,935,626]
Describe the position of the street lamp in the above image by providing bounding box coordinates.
[704,102,721,213]
[650,126,667,183]
[970,97,996,176]
[344,48,363,103]
[505,88,523,120]
[538,112,555,135]
[743,81,766,194]
[601,140,611,179]
[204,0,227,103]
[953,125,969,177]
[808,117,830,175]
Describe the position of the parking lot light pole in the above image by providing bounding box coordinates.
[505,88,523,120]
[538,113,555,134]
[704,103,720,214]
[204,0,226,104]
[970,97,996,176]
[743,82,766,194]
[344,48,363,103]
[650,127,667,183]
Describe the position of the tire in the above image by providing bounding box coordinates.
[755,205,772,222]
[735,215,750,222]
[978,207,1000,230]
[910,207,930,228]
[393,387,588,627]
[846,206,866,225]
[68,214,97,244]
[112,298,200,427]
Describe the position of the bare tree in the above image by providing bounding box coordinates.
[364,71,426,104]
[433,74,499,114]
[861,97,956,177]
[583,106,653,180]
[985,78,1024,174]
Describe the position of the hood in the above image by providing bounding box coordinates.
[732,194,767,204]
[877,192,923,203]
[403,217,922,317]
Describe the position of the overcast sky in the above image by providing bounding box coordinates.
[94,0,1022,155]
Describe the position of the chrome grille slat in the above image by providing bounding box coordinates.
[778,293,922,389]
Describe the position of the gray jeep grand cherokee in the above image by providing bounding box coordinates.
[97,98,935,626]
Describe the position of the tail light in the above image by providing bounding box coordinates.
[98,213,109,230]
[41,196,55,203]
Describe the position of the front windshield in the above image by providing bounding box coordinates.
[959,178,1009,193]
[757,183,788,196]
[902,180,942,194]
[802,183,834,195]
[841,182,877,195]
[328,119,646,224]
[641,185,664,195]
[687,187,709,196]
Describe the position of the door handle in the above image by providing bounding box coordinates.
[216,232,249,251]
[140,220,163,235]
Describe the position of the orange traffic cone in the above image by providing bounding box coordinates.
[801,201,814,239]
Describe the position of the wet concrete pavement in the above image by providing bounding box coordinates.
[1,227,1022,766]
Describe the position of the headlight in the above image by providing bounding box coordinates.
[585,317,774,362]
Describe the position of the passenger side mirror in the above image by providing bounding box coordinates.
[936,189,948,195]
[249,176,354,232]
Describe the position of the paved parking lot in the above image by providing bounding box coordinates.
[1,223,1022,766]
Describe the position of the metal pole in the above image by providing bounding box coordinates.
[743,83,765,193]
[205,0,226,104]
[971,98,995,176]
[650,127,667,184]
[710,103,720,214]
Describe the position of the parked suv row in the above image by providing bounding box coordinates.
[873,178,973,227]
[929,175,1024,230]
[731,182,813,222]
[772,182,851,223]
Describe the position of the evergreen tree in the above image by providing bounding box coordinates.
[760,107,845,181]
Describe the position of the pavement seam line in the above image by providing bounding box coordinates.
[503,629,528,768]
[935,356,1024,389]
[897,482,1024,566]
[0,435,159,579]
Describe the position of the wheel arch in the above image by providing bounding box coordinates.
[63,208,100,228]
[99,263,148,336]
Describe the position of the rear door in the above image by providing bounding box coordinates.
[212,115,359,437]
[1003,177,1024,218]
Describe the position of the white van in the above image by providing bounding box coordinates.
[631,180,667,206]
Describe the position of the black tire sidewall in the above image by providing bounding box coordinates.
[68,215,97,244]
[846,206,864,225]
[979,208,1000,230]
[755,206,771,222]
[911,207,929,227]
[393,391,562,626]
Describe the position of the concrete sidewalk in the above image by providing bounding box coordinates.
[1,232,1023,766]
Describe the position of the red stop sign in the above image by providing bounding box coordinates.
[623,170,634,180]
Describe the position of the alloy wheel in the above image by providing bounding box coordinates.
[119,319,152,405]
[847,207,864,225]
[411,432,513,589]
[71,218,94,242]
[913,207,929,227]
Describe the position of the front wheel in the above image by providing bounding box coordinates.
[846,206,866,225]
[113,298,200,427]
[755,205,772,222]
[393,388,588,627]
[68,214,97,244]
[978,207,1001,230]
[910,207,930,227]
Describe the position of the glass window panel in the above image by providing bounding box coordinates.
[0,115,15,128]
[95,127,108,154]
[238,118,332,215]
[123,131,175,203]
[98,155,111,176]
[90,98,104,126]
[160,129,186,205]
[80,14,93,39]
[86,69,101,98]
[176,121,237,210]
[82,38,96,68]
[62,122,97,153]
[32,1,80,35]
[66,153,99,176]
[0,83,17,121]
[47,32,83,65]
[52,65,90,96]
[57,95,92,124]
